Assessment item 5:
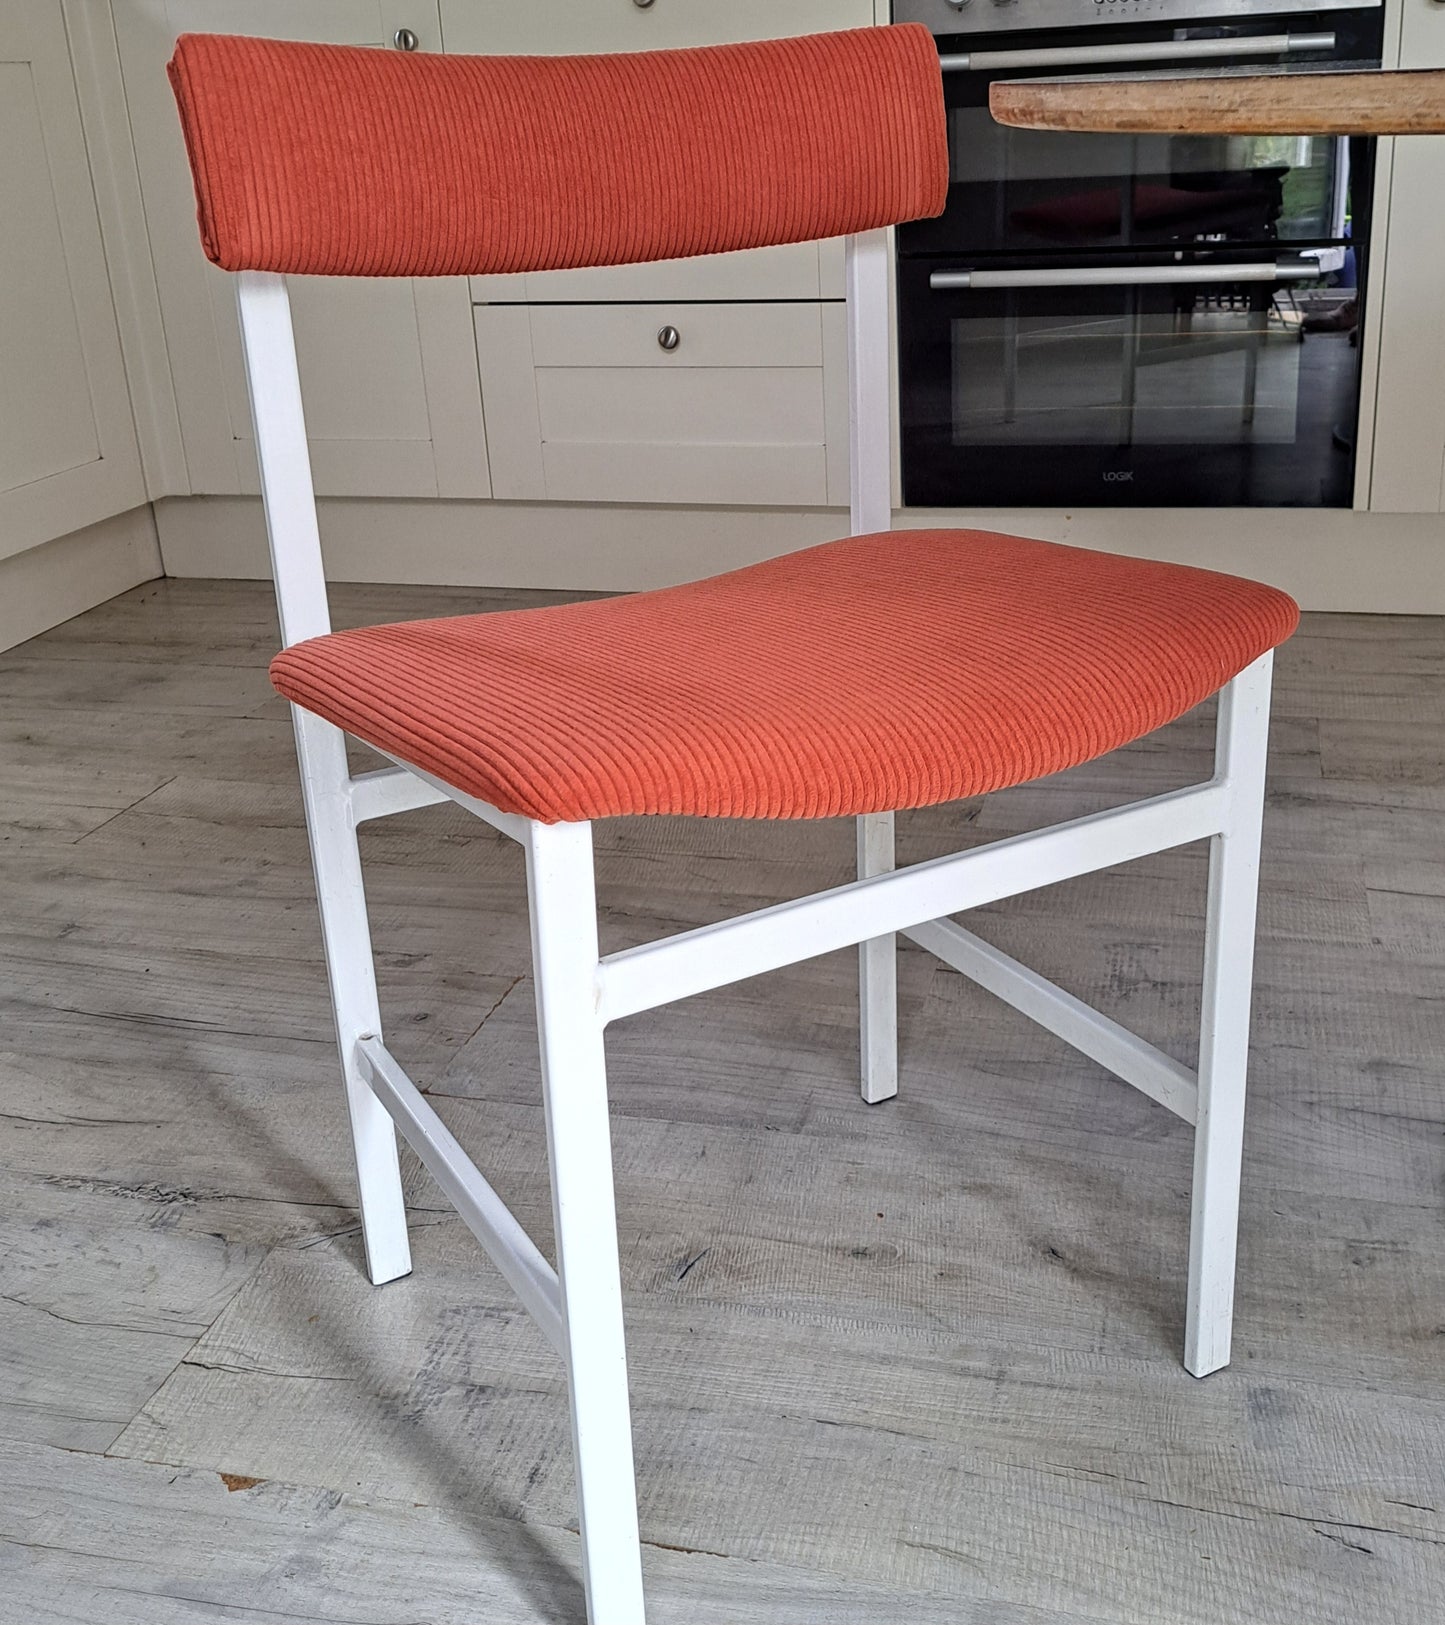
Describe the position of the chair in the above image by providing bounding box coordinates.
[168,25,1298,1623]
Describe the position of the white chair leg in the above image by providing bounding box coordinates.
[292,708,411,1286]
[857,812,899,1104]
[526,819,645,1625]
[1186,652,1273,1377]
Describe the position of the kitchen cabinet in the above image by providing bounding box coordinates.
[442,0,874,55]
[1366,0,1445,511]
[477,302,848,505]
[111,0,873,512]
[451,0,865,306]
[469,244,844,309]
[114,0,488,499]
[455,0,870,505]
[0,1,145,560]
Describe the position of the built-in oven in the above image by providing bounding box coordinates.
[895,0,1384,507]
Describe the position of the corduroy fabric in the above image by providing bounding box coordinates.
[269,530,1299,825]
[166,27,948,277]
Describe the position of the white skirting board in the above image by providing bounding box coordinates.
[151,493,1445,611]
[0,505,162,653]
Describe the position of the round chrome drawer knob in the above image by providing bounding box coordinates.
[657,325,681,352]
[393,27,419,50]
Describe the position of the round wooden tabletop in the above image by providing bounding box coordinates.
[989,66,1445,137]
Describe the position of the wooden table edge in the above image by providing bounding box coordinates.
[989,67,1445,136]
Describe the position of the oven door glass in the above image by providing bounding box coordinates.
[899,13,1381,260]
[940,120,1344,257]
[898,262,1359,507]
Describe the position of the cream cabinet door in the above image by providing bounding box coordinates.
[1365,0,1445,512]
[476,301,848,506]
[449,0,866,306]
[115,0,488,498]
[0,1,144,558]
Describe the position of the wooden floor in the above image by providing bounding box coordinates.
[2,578,1442,1624]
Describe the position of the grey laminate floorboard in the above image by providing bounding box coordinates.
[1,580,1441,1623]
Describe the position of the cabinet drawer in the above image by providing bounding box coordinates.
[470,241,845,305]
[449,0,863,305]
[530,302,823,368]
[476,301,847,506]
[441,0,873,56]
[451,0,864,303]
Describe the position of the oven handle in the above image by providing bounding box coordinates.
[939,32,1334,73]
[930,258,1321,290]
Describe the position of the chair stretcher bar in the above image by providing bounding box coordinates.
[903,917,1199,1123]
[597,779,1228,1025]
[348,765,450,825]
[355,1035,565,1355]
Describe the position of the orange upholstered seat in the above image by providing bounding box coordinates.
[270,528,1298,825]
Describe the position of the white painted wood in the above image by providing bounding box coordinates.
[348,765,450,826]
[256,276,421,453]
[525,819,646,1625]
[146,489,1445,610]
[850,237,898,1101]
[529,304,824,370]
[598,781,1229,1023]
[62,0,188,502]
[1349,0,1402,509]
[1186,652,1274,1377]
[356,1037,565,1355]
[113,0,487,500]
[542,440,829,509]
[371,746,534,847]
[286,709,414,1288]
[218,273,482,500]
[0,0,145,557]
[472,307,548,502]
[477,303,834,507]
[1363,0,1445,512]
[235,274,331,648]
[441,0,872,57]
[470,243,825,306]
[0,507,162,655]
[415,278,491,498]
[857,812,898,1105]
[845,232,892,538]
[821,302,852,507]
[540,371,820,446]
[847,251,900,1116]
[904,916,1199,1124]
[237,269,411,1288]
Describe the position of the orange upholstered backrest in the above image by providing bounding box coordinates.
[167,27,948,278]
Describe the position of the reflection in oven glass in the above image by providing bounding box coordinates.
[948,113,1346,248]
[950,292,1305,449]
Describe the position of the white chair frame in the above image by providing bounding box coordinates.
[237,230,1273,1625]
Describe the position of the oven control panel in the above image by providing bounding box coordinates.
[895,0,1379,37]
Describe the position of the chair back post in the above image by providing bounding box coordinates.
[235,269,331,648]
[845,228,892,538]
